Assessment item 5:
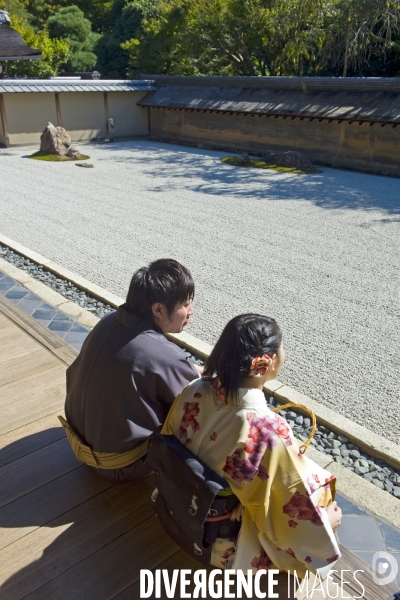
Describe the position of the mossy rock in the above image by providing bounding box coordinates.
[28,151,90,162]
[220,156,322,174]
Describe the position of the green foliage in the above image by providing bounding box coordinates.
[0,11,70,78]
[220,156,322,174]
[96,0,160,78]
[1,0,399,78]
[1,0,31,22]
[124,0,400,77]
[28,151,90,161]
[18,0,125,32]
[47,6,100,71]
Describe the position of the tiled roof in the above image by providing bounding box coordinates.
[138,75,400,124]
[0,79,156,93]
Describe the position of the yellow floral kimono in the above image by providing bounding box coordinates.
[161,377,341,579]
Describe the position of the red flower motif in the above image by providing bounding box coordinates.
[327,555,339,564]
[223,448,257,483]
[285,548,296,559]
[211,377,226,402]
[257,464,269,481]
[251,548,273,571]
[275,416,292,445]
[288,520,298,528]
[178,401,200,444]
[324,474,336,488]
[221,546,236,568]
[244,439,255,454]
[305,556,312,563]
[307,475,323,495]
[222,546,236,559]
[194,392,202,398]
[282,491,324,526]
[210,431,217,441]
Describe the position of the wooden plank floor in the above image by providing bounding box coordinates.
[0,294,397,600]
[0,296,198,600]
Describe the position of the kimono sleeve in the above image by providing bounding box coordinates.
[232,435,341,579]
[152,343,199,406]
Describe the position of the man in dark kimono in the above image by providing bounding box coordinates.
[62,259,200,482]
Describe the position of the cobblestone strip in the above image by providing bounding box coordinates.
[0,243,113,319]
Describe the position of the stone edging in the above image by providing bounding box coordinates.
[0,233,399,529]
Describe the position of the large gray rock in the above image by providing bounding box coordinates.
[263,150,315,171]
[40,122,71,156]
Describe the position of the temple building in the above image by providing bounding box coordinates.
[0,10,42,65]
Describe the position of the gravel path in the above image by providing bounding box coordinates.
[0,141,399,442]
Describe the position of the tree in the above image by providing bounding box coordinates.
[124,0,328,77]
[123,0,400,77]
[47,6,100,71]
[320,0,400,76]
[19,0,126,33]
[96,0,159,78]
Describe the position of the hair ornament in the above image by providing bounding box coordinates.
[248,354,273,377]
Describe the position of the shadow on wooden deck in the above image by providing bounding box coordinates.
[0,294,397,600]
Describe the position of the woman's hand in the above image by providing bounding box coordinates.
[325,501,342,532]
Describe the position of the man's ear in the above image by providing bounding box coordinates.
[151,302,165,320]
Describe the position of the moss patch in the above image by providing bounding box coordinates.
[220,156,322,174]
[28,151,90,162]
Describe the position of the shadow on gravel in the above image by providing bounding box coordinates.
[96,140,400,216]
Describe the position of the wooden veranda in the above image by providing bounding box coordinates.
[0,293,397,599]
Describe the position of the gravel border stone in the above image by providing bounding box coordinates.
[0,240,399,499]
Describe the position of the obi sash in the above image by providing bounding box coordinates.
[58,415,149,469]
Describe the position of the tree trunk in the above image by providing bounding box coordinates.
[342,30,350,77]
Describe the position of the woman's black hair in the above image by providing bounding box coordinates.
[203,314,282,405]
[126,258,194,320]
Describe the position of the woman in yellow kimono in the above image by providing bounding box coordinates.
[162,313,342,581]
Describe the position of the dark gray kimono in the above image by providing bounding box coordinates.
[64,304,198,481]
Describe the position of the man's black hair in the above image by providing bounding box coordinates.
[203,314,282,405]
[126,258,194,320]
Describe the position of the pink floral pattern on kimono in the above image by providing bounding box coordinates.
[178,401,200,444]
[223,448,258,483]
[307,474,322,495]
[327,554,339,564]
[282,491,324,526]
[251,548,273,570]
[221,546,236,568]
[211,377,226,402]
[223,411,291,483]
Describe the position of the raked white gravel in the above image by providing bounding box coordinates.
[0,140,399,442]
